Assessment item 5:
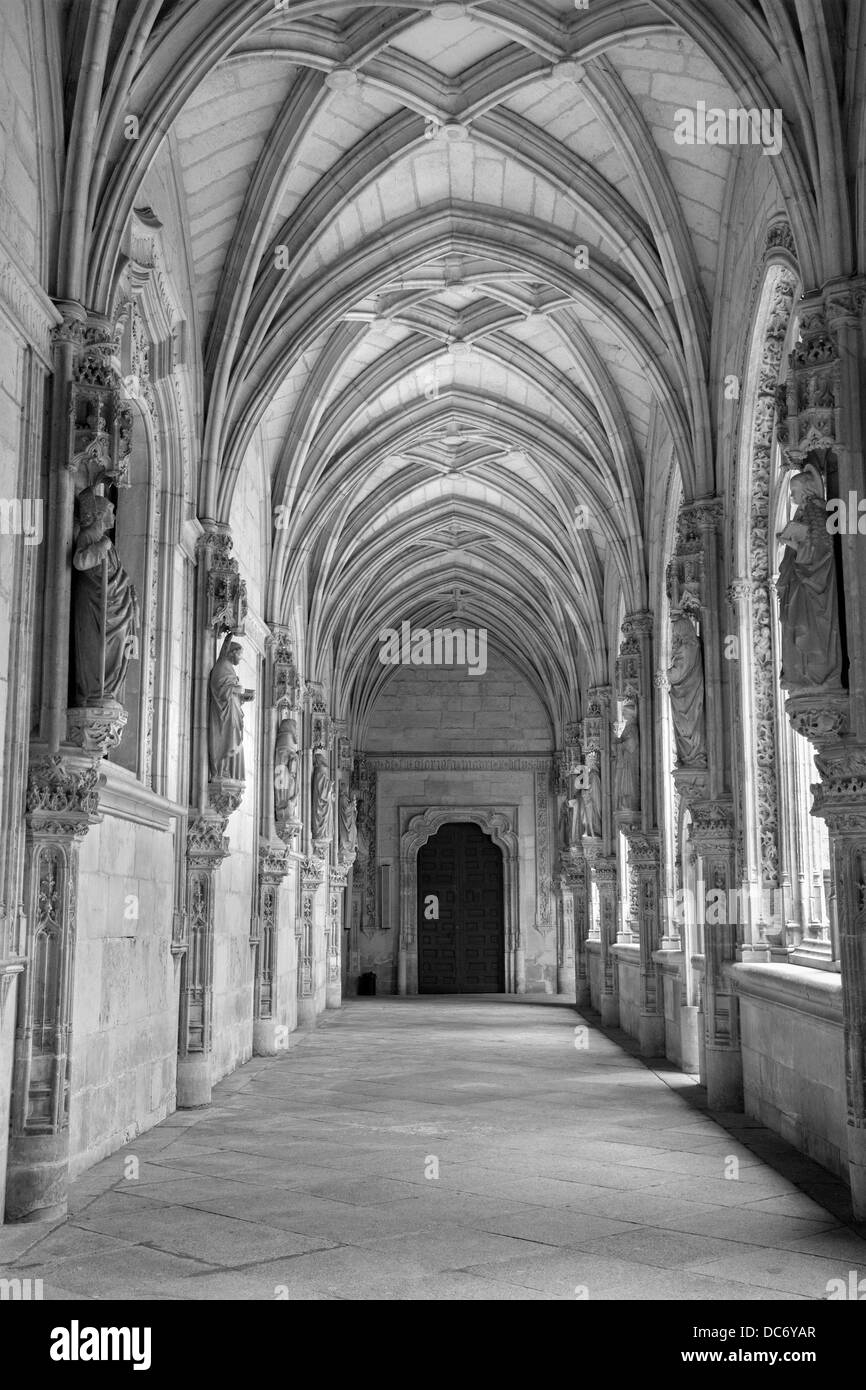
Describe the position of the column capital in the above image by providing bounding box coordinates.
[186,813,229,869]
[26,753,102,840]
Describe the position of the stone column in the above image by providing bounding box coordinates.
[298,857,323,1024]
[327,864,348,1009]
[177,525,249,1107]
[253,843,290,1054]
[615,613,664,1046]
[555,871,576,996]
[593,857,619,1026]
[5,757,101,1221]
[689,800,741,1109]
[561,858,589,1005]
[628,834,664,1055]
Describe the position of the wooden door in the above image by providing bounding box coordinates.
[417,822,504,993]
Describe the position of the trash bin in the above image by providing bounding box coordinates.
[357,971,377,996]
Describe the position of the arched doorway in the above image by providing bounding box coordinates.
[417,822,505,994]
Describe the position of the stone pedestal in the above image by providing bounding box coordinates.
[176,1056,211,1109]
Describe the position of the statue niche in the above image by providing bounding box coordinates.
[613,700,641,818]
[311,745,335,842]
[776,466,843,689]
[274,712,299,818]
[667,610,706,765]
[208,634,254,781]
[71,487,140,708]
[338,784,358,858]
[579,751,603,839]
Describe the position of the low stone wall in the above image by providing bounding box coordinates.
[732,963,847,1179]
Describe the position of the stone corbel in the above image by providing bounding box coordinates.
[207,777,245,820]
[65,702,129,759]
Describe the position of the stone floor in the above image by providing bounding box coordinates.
[2,996,866,1300]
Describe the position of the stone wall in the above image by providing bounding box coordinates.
[366,648,552,753]
[733,965,847,1178]
[70,799,180,1175]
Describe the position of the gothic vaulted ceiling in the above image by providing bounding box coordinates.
[70,0,861,738]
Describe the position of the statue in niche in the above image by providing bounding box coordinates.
[613,700,641,816]
[311,745,335,841]
[667,611,707,765]
[71,487,139,706]
[273,711,299,817]
[776,467,843,688]
[339,784,358,856]
[208,634,254,780]
[579,753,603,839]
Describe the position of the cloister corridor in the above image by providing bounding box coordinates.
[2,998,865,1303]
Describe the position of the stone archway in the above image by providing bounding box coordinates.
[398,807,522,996]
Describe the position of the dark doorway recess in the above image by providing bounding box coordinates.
[417,822,504,993]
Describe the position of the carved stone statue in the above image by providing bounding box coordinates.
[667,612,706,764]
[207,634,254,780]
[71,489,139,706]
[339,785,358,856]
[777,468,843,688]
[613,701,641,816]
[311,746,334,841]
[579,753,603,838]
[274,712,299,816]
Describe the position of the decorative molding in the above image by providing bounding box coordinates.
[399,805,523,993]
[366,754,552,771]
[744,269,797,886]
[534,768,553,935]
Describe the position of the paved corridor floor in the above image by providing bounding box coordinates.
[3,997,866,1300]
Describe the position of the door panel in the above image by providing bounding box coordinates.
[417,822,504,993]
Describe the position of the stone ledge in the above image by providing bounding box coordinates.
[97,762,185,832]
[653,948,686,973]
[612,943,640,961]
[730,961,843,1026]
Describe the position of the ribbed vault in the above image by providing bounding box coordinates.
[59,0,866,744]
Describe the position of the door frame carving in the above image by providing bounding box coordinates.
[398,806,523,996]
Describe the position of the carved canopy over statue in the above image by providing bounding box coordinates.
[579,752,603,838]
[71,488,139,706]
[613,700,641,817]
[667,611,706,765]
[776,467,843,689]
[338,784,358,856]
[311,745,335,841]
[207,634,254,780]
[274,712,299,816]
